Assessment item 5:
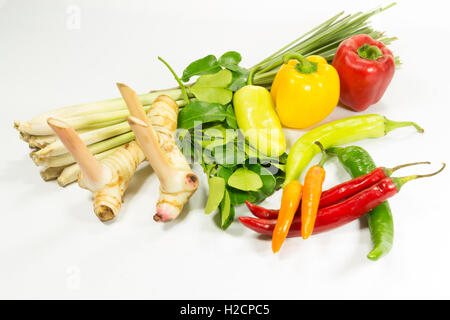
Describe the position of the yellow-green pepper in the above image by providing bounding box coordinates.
[271,54,340,129]
[233,85,286,157]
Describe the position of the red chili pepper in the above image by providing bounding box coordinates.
[319,167,387,208]
[245,201,279,219]
[245,169,385,219]
[332,34,395,111]
[240,164,445,237]
[246,162,429,219]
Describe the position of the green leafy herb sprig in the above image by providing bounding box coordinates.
[159,51,285,230]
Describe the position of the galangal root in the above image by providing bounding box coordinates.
[117,83,199,222]
[47,86,198,222]
[47,118,144,221]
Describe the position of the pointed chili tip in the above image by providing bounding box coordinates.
[245,200,260,215]
[272,239,282,253]
[238,216,250,224]
[366,252,380,261]
[301,232,311,240]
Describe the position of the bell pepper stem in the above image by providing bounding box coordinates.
[393,163,446,191]
[357,44,384,60]
[384,118,424,134]
[282,53,318,74]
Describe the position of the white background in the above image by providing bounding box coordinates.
[1,0,450,299]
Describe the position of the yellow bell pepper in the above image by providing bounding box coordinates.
[271,54,340,129]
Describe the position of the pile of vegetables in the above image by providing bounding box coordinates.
[13,3,445,261]
[240,115,444,259]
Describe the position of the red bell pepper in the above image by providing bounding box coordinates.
[332,34,395,111]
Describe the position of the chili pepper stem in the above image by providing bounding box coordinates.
[325,147,343,157]
[315,141,327,167]
[384,118,424,134]
[393,163,446,190]
[385,161,431,176]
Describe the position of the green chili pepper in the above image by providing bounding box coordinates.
[327,146,393,261]
[283,114,424,187]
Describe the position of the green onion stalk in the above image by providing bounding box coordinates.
[15,3,398,185]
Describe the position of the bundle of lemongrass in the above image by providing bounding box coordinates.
[15,4,398,187]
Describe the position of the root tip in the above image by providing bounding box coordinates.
[96,205,116,221]
[186,173,199,189]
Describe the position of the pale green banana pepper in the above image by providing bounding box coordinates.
[233,85,286,157]
[283,114,424,187]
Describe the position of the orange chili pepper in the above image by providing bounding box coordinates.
[272,180,302,253]
[301,142,326,239]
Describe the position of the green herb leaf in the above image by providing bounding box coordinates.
[227,167,263,191]
[217,51,249,91]
[203,124,227,139]
[216,166,256,205]
[178,101,227,129]
[181,55,221,82]
[204,138,226,152]
[225,105,238,129]
[219,190,234,230]
[227,68,250,91]
[218,51,242,70]
[213,142,245,166]
[228,186,254,205]
[247,164,276,196]
[216,166,234,182]
[270,162,286,172]
[244,143,278,164]
[205,176,226,214]
[189,69,233,104]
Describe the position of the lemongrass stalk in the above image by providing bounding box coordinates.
[36,120,132,157]
[26,124,116,149]
[28,135,56,149]
[19,131,31,143]
[40,165,68,181]
[31,88,185,123]
[15,98,190,135]
[57,146,121,187]
[32,131,135,167]
[79,119,125,130]
[18,107,146,135]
